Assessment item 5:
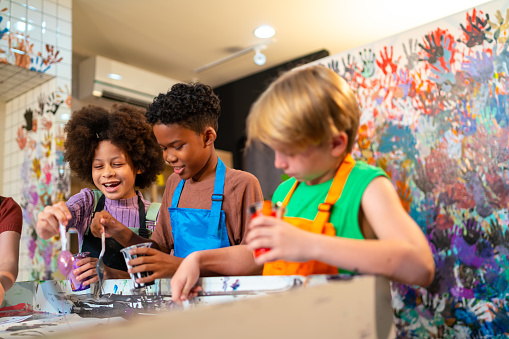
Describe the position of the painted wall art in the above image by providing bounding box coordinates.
[15,90,70,280]
[313,0,509,337]
[1,0,72,281]
[0,1,63,72]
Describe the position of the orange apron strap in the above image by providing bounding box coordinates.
[311,154,356,233]
[282,180,299,208]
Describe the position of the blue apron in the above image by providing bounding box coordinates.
[170,158,230,258]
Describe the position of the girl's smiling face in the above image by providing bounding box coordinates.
[92,140,138,200]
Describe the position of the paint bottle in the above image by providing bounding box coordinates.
[69,252,91,292]
[250,200,282,257]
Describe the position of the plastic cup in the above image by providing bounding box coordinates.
[249,200,284,257]
[120,242,154,288]
[69,252,91,292]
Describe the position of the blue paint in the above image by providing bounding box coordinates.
[230,279,240,291]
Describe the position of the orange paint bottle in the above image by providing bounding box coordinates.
[252,200,276,257]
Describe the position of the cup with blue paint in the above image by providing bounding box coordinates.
[120,242,154,288]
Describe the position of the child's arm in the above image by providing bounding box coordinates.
[0,231,20,305]
[36,202,72,239]
[247,177,435,287]
[170,245,263,305]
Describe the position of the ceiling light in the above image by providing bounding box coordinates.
[254,25,275,39]
[254,49,266,65]
[108,73,122,80]
[194,40,274,73]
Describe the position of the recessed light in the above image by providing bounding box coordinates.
[108,73,122,80]
[254,25,275,39]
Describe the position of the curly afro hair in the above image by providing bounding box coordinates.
[146,82,221,134]
[64,104,165,189]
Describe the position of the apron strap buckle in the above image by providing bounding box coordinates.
[318,203,333,213]
[212,194,224,201]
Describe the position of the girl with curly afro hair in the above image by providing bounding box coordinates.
[36,104,165,284]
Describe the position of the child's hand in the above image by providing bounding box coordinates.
[36,202,71,239]
[170,252,203,306]
[90,211,122,238]
[73,257,98,285]
[245,215,315,264]
[127,247,183,284]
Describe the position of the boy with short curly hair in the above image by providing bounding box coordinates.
[36,103,165,283]
[105,83,264,284]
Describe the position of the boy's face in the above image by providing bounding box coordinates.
[153,123,213,181]
[273,143,341,185]
[92,140,138,200]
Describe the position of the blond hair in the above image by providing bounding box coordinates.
[246,65,360,153]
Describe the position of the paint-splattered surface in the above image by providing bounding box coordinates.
[311,0,509,337]
[0,276,370,337]
[0,276,393,339]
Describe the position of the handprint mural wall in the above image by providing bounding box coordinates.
[1,0,72,280]
[313,0,509,337]
[15,90,69,280]
[0,1,64,72]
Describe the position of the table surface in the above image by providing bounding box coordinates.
[0,275,395,338]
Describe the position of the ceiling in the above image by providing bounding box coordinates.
[73,0,493,88]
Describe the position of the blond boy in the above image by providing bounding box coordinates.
[171,65,434,304]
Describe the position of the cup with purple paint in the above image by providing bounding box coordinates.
[69,252,91,292]
[120,242,154,289]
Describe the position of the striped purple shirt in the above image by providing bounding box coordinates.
[66,188,152,247]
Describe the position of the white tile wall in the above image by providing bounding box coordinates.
[42,1,56,16]
[56,61,71,79]
[27,7,42,25]
[57,19,70,36]
[57,0,71,8]
[11,0,27,6]
[27,0,42,11]
[10,2,26,20]
[43,13,57,30]
[57,33,70,50]
[12,18,27,35]
[41,27,56,45]
[28,25,42,41]
[57,4,70,21]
